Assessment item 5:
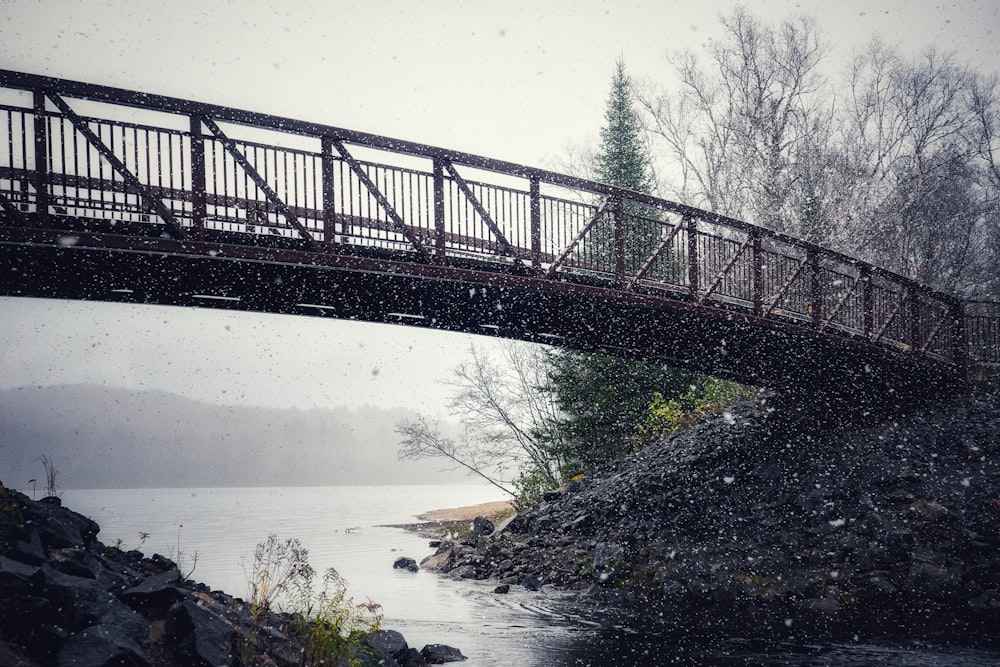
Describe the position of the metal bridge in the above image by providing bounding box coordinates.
[1,70,997,410]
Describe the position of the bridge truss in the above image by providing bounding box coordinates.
[0,70,997,405]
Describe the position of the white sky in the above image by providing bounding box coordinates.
[1,0,998,412]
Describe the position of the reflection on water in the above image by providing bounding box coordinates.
[63,486,1000,667]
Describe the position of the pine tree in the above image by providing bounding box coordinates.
[595,60,655,194]
[543,61,701,474]
[588,59,661,271]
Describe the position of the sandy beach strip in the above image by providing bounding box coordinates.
[416,500,513,523]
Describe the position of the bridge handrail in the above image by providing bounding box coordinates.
[0,68,997,372]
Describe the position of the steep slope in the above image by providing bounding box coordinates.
[429,389,1000,644]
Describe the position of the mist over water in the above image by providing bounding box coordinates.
[62,486,1000,666]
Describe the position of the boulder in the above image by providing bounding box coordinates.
[592,542,624,584]
[164,599,236,667]
[0,641,40,667]
[420,643,467,663]
[121,569,186,616]
[393,556,419,573]
[366,629,410,665]
[56,625,148,667]
[468,516,494,544]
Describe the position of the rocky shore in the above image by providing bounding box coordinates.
[419,388,1000,647]
[0,485,465,666]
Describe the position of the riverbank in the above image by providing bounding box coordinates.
[0,484,467,666]
[385,500,514,540]
[419,387,1000,648]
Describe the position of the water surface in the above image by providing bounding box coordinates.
[63,486,1000,666]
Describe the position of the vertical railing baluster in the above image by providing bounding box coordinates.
[433,157,446,263]
[810,250,821,329]
[321,136,337,248]
[686,216,698,298]
[530,177,541,272]
[752,231,763,316]
[909,291,921,351]
[951,299,968,374]
[32,90,48,224]
[613,197,625,286]
[190,116,206,238]
[862,267,873,340]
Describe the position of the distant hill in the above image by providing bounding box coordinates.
[0,384,471,489]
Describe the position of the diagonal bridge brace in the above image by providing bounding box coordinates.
[818,273,866,333]
[199,115,317,250]
[696,234,755,305]
[544,198,612,279]
[46,93,186,239]
[625,215,687,291]
[440,160,532,272]
[764,255,809,317]
[329,139,431,263]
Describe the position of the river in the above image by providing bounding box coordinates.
[62,485,1000,666]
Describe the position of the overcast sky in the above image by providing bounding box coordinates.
[1,0,998,413]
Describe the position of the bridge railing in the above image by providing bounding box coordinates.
[0,70,997,375]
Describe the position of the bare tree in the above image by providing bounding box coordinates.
[397,414,515,496]
[840,41,999,294]
[639,8,1000,298]
[638,8,830,236]
[396,340,564,500]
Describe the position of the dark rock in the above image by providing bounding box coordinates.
[39,565,119,631]
[0,641,40,667]
[165,599,235,667]
[542,489,564,502]
[49,547,101,579]
[398,647,427,667]
[0,594,61,638]
[14,528,45,565]
[56,625,148,667]
[468,516,494,544]
[493,584,510,594]
[367,629,409,661]
[520,573,541,591]
[0,485,447,667]
[420,643,467,663]
[464,390,1000,645]
[592,542,624,584]
[100,602,148,645]
[393,556,420,572]
[0,554,40,589]
[30,502,100,551]
[121,569,185,615]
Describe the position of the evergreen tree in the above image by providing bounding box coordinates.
[595,60,656,194]
[543,60,702,474]
[588,59,662,272]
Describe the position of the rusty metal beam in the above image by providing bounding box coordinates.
[47,93,185,238]
[626,219,686,291]
[330,138,431,263]
[764,255,808,318]
[697,235,754,305]
[32,91,48,226]
[916,310,947,359]
[544,199,611,279]
[872,288,909,344]
[442,160,528,269]
[200,115,315,249]
[529,177,541,271]
[820,273,865,333]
